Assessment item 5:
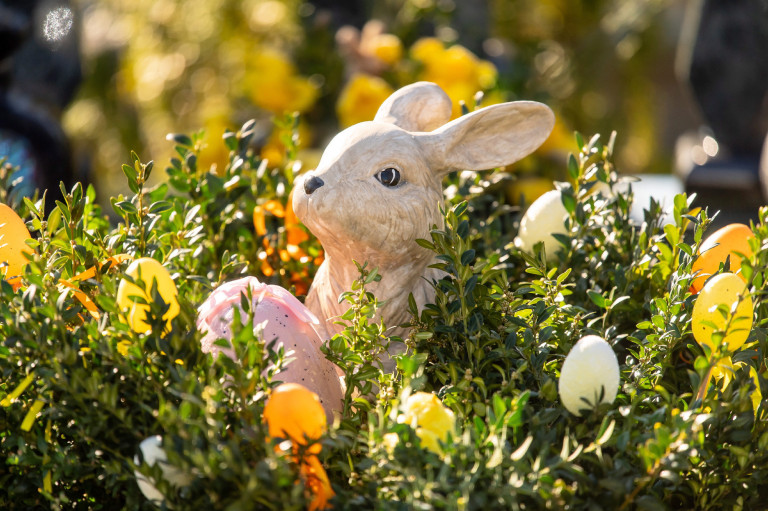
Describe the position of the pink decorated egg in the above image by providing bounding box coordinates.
[197,276,343,421]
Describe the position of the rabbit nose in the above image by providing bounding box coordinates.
[303,175,324,195]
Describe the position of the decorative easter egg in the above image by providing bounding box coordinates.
[117,258,180,334]
[558,335,620,416]
[691,223,755,293]
[692,272,754,354]
[0,203,32,288]
[197,276,343,422]
[263,383,327,454]
[514,189,569,260]
[398,392,456,455]
[134,435,192,507]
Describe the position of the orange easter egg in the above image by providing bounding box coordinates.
[0,203,32,288]
[691,223,755,293]
[263,383,326,454]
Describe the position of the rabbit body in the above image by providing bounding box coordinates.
[293,82,555,369]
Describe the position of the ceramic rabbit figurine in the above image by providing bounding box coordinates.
[293,82,555,369]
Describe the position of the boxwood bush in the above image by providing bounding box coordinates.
[1,123,767,510]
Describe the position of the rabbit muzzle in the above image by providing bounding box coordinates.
[303,174,324,195]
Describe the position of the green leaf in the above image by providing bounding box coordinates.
[457,220,470,240]
[567,153,579,179]
[115,201,138,215]
[561,191,576,215]
[596,419,615,445]
[663,224,679,247]
[574,131,585,150]
[453,201,468,218]
[166,133,193,146]
[588,291,607,308]
[511,435,533,461]
[460,249,476,266]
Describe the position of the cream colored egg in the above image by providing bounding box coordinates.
[558,335,620,416]
[134,435,192,507]
[514,189,569,260]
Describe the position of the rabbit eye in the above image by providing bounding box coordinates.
[376,168,401,187]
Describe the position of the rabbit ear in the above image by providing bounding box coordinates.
[374,81,453,132]
[417,101,555,175]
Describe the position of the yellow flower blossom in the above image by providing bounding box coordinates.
[398,392,455,454]
[366,33,403,66]
[410,37,444,64]
[247,49,318,114]
[336,73,394,128]
[410,38,498,118]
[428,45,478,84]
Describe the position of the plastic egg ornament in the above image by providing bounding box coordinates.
[558,335,620,416]
[197,277,343,422]
[263,382,327,454]
[514,189,569,260]
[0,203,32,289]
[117,258,180,334]
[134,435,192,507]
[692,272,753,354]
[691,223,755,293]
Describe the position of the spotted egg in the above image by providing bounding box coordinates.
[197,276,343,422]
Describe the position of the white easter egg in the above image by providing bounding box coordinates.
[514,189,569,260]
[134,435,192,507]
[558,335,620,416]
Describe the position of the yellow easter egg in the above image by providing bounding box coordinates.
[117,257,179,333]
[0,203,32,289]
[692,272,753,354]
[691,223,755,293]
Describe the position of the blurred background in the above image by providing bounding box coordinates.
[1,0,766,219]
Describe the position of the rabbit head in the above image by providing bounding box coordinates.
[292,82,554,356]
[292,82,555,267]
